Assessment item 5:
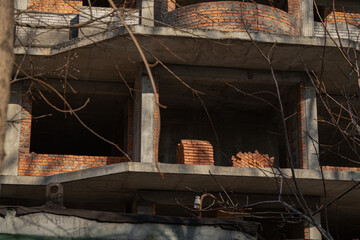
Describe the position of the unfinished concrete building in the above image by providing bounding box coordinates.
[2,0,360,239]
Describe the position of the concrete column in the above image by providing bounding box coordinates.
[299,84,319,170]
[14,0,28,10]
[304,213,321,240]
[133,72,156,163]
[2,83,22,176]
[141,0,155,26]
[301,0,314,37]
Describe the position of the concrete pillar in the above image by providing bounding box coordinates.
[2,83,22,176]
[299,84,319,170]
[14,0,27,10]
[304,213,321,240]
[301,0,315,37]
[141,0,155,26]
[133,72,157,163]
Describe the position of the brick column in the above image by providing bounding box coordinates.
[18,91,32,176]
[304,213,321,240]
[288,0,314,36]
[299,83,319,170]
[288,0,301,35]
[133,72,159,163]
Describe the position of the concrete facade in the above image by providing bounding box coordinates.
[0,210,255,240]
[6,0,360,239]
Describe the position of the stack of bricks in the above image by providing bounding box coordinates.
[176,140,214,165]
[231,150,274,168]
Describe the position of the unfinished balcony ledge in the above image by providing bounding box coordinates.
[14,25,360,57]
[3,162,360,187]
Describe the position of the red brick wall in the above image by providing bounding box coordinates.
[231,150,274,168]
[298,83,307,169]
[167,0,176,12]
[18,92,32,172]
[19,154,127,176]
[321,166,360,172]
[154,79,160,162]
[304,222,310,239]
[324,10,360,27]
[164,1,298,35]
[18,92,130,177]
[177,140,214,165]
[27,0,82,14]
[127,99,134,156]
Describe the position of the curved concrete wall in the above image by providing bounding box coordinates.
[164,2,298,35]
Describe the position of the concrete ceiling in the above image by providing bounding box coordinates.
[14,26,359,95]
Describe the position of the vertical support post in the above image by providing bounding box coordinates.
[301,0,314,37]
[299,83,319,170]
[2,83,22,175]
[141,0,155,27]
[133,71,157,163]
[14,0,28,10]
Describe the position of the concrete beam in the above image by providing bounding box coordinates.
[301,0,315,37]
[154,65,302,85]
[133,72,156,163]
[2,83,22,176]
[41,79,132,96]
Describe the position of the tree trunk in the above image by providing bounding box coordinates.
[0,0,14,169]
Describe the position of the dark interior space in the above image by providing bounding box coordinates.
[159,74,298,167]
[82,0,137,8]
[317,99,360,168]
[30,92,128,157]
[254,218,304,240]
[83,0,110,7]
[313,5,330,22]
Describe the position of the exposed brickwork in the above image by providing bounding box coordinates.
[19,154,127,176]
[304,222,310,239]
[231,150,274,168]
[321,166,360,172]
[176,140,214,165]
[28,0,82,14]
[164,1,298,35]
[127,99,134,156]
[154,79,160,162]
[288,0,300,33]
[167,0,176,12]
[18,92,32,167]
[324,10,360,27]
[298,83,307,169]
[18,91,130,177]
